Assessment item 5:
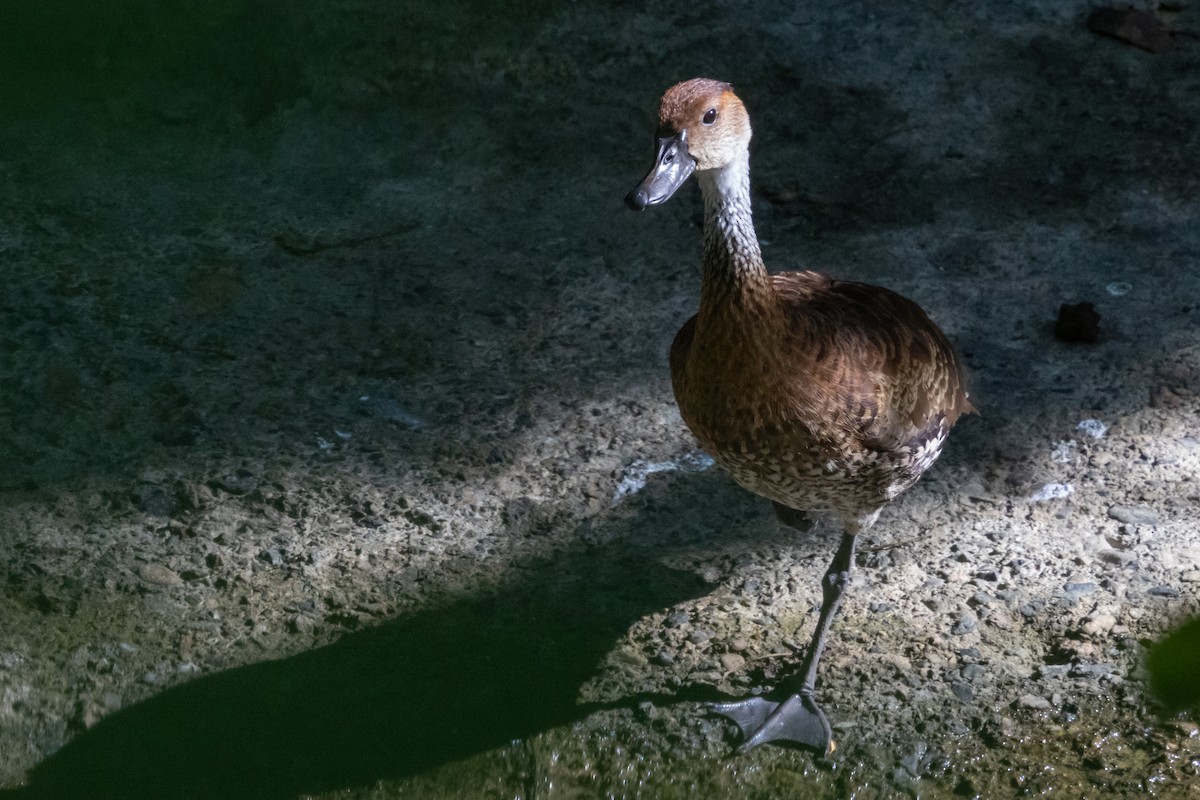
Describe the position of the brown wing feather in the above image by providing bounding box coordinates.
[771,271,975,452]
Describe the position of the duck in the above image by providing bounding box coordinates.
[625,78,975,755]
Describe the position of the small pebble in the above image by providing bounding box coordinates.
[720,653,746,672]
[951,613,978,636]
[1107,505,1159,526]
[1069,663,1116,677]
[1064,582,1097,596]
[970,591,995,607]
[1020,600,1046,618]
[1018,693,1051,710]
[664,611,690,628]
[1077,419,1108,439]
[951,682,974,702]
[961,664,985,681]
[688,629,714,645]
[137,563,182,587]
[1030,483,1073,502]
[615,649,648,667]
[945,718,971,736]
[1082,613,1117,636]
[1148,585,1180,598]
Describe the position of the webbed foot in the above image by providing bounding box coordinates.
[710,693,834,755]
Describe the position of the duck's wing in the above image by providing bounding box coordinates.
[773,272,975,453]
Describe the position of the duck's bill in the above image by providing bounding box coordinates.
[624,133,696,211]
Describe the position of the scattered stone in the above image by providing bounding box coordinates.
[945,718,971,736]
[951,682,974,702]
[720,653,746,672]
[1165,720,1199,738]
[654,650,675,667]
[1148,585,1180,598]
[1069,663,1117,677]
[664,611,690,628]
[614,649,648,667]
[137,486,178,518]
[1020,600,1046,618]
[1107,505,1159,526]
[1098,550,1133,567]
[687,629,714,645]
[1018,694,1052,710]
[951,613,978,636]
[987,609,1014,630]
[969,591,995,608]
[961,664,985,681]
[1082,613,1118,636]
[1065,582,1097,596]
[1030,483,1073,502]
[136,563,182,587]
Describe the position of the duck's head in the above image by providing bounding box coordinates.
[625,78,751,211]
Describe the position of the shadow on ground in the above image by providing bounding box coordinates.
[4,486,746,800]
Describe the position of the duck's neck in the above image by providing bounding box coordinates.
[695,150,774,312]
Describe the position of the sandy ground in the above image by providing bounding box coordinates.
[1,1,1199,797]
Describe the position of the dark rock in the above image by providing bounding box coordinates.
[1054,302,1100,343]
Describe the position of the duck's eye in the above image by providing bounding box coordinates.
[702,108,718,125]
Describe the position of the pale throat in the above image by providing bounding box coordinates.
[696,149,769,295]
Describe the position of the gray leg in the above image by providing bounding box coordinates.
[711,532,858,754]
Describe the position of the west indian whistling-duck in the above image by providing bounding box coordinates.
[625,78,975,755]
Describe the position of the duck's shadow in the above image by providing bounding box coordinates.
[10,479,771,800]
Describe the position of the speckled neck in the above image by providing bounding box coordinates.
[695,150,773,310]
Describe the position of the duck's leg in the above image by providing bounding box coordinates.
[711,531,858,755]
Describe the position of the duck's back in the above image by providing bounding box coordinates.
[670,269,973,518]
